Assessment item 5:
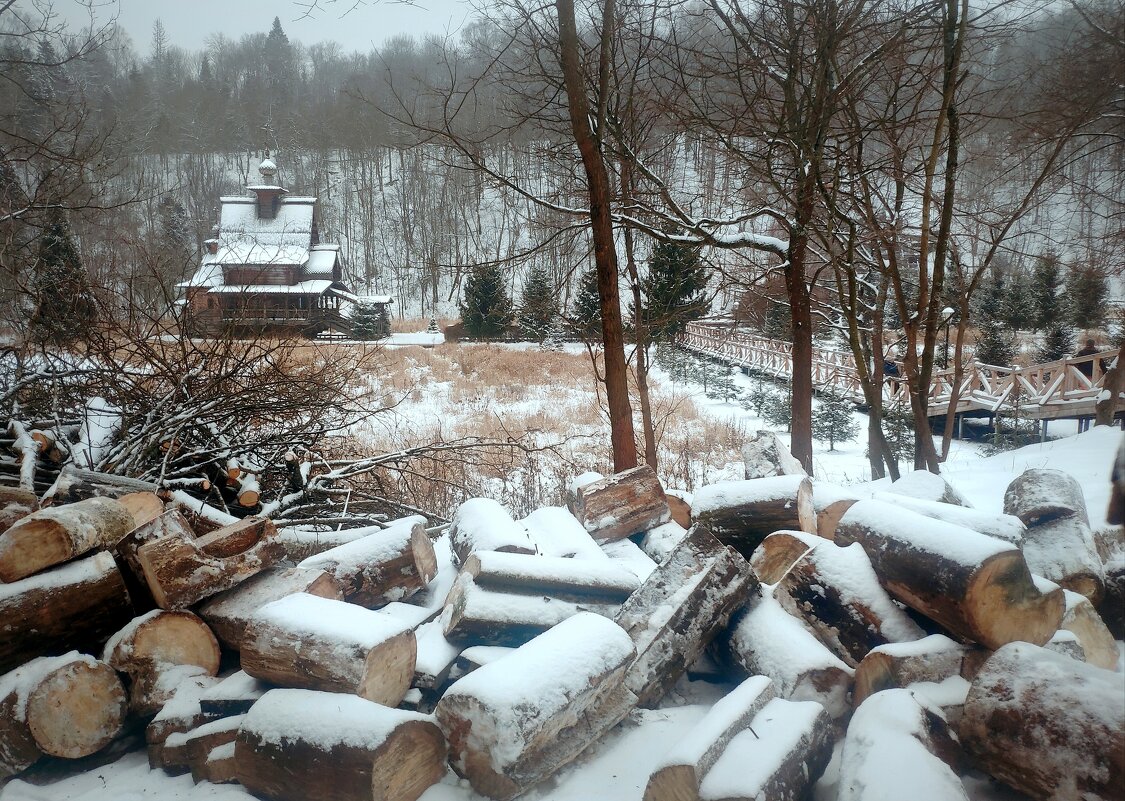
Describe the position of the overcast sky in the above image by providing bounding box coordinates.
[52,0,477,54]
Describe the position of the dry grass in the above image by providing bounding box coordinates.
[343,343,746,518]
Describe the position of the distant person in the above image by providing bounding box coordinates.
[883,359,900,377]
[1076,338,1098,378]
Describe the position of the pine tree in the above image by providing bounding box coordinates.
[999,264,1034,330]
[29,207,96,346]
[974,273,1017,367]
[461,263,513,339]
[640,241,709,342]
[1038,321,1072,363]
[1030,253,1063,332]
[540,316,565,351]
[519,266,556,342]
[1067,264,1109,331]
[762,299,792,341]
[570,267,602,339]
[704,362,739,402]
[812,395,860,451]
[350,300,388,340]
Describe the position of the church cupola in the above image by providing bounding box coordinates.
[248,150,287,219]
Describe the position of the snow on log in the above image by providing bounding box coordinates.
[412,619,462,691]
[691,475,816,557]
[601,537,658,581]
[715,591,854,720]
[113,510,196,612]
[196,565,342,651]
[192,741,238,785]
[749,530,813,584]
[615,524,756,708]
[297,518,437,607]
[464,550,641,602]
[643,675,777,801]
[522,505,607,561]
[638,520,689,564]
[761,531,925,667]
[137,515,284,609]
[277,515,428,563]
[883,469,972,507]
[44,465,160,505]
[198,670,267,717]
[959,642,1124,801]
[240,593,416,706]
[0,487,37,536]
[810,482,861,540]
[236,688,447,801]
[1059,589,1118,671]
[0,652,126,779]
[872,492,1025,546]
[696,698,834,801]
[0,496,134,582]
[853,634,969,708]
[102,609,220,680]
[837,689,967,801]
[1003,467,1090,526]
[0,551,133,674]
[835,500,1064,650]
[1020,514,1104,603]
[435,612,637,801]
[145,679,223,769]
[128,664,216,718]
[741,430,807,480]
[570,465,671,542]
[162,713,244,777]
[448,497,536,566]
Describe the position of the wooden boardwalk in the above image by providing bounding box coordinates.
[682,321,1119,423]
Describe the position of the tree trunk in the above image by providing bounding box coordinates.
[570,465,671,542]
[691,475,816,557]
[555,0,637,472]
[236,688,447,801]
[786,228,815,474]
[0,496,134,582]
[852,634,968,708]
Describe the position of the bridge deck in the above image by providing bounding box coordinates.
[681,322,1118,422]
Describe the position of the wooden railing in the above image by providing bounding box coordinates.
[681,321,1118,419]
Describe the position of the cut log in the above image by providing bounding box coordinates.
[236,688,447,801]
[162,713,244,776]
[44,465,160,505]
[872,492,1025,546]
[748,529,813,584]
[112,510,197,613]
[638,520,689,564]
[297,518,437,608]
[697,698,834,801]
[1003,467,1090,526]
[117,491,164,529]
[521,505,607,561]
[145,679,222,769]
[810,482,861,540]
[137,515,284,609]
[838,689,966,801]
[959,642,1124,801]
[885,469,972,507]
[564,470,603,513]
[715,591,854,720]
[192,741,237,785]
[0,551,133,674]
[643,675,777,801]
[762,531,926,667]
[853,634,969,708]
[198,670,267,717]
[240,592,416,706]
[741,430,806,480]
[1021,514,1104,603]
[615,524,756,707]
[448,497,535,566]
[196,565,343,651]
[0,653,126,779]
[0,496,134,582]
[277,515,428,562]
[463,550,641,602]
[691,475,816,557]
[102,609,221,677]
[835,500,1064,650]
[0,487,37,535]
[236,473,260,507]
[1060,589,1118,671]
[436,612,637,801]
[128,664,215,718]
[570,464,671,542]
[412,619,462,691]
[665,490,693,529]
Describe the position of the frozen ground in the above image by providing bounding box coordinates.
[2,343,1120,801]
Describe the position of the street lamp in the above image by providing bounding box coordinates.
[942,307,955,368]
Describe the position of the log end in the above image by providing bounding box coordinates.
[368,719,448,801]
[968,552,1066,650]
[26,658,127,759]
[360,630,418,707]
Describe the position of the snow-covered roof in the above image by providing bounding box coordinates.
[305,248,338,276]
[334,288,392,304]
[209,280,335,295]
[216,196,315,266]
[218,243,310,267]
[176,262,223,289]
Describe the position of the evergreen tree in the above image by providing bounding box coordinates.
[974,273,1017,367]
[704,362,739,402]
[518,266,556,341]
[1067,264,1109,331]
[1030,253,1064,332]
[350,300,389,340]
[29,207,96,346]
[460,263,513,339]
[540,316,565,352]
[1038,321,1072,363]
[812,395,860,451]
[639,241,709,342]
[762,299,792,341]
[999,264,1034,330]
[569,267,601,339]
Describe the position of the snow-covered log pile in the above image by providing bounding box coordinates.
[0,456,1121,801]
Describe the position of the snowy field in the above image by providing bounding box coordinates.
[1,343,1121,801]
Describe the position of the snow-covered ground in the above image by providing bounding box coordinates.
[1,343,1120,801]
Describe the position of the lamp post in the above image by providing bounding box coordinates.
[942,307,955,369]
